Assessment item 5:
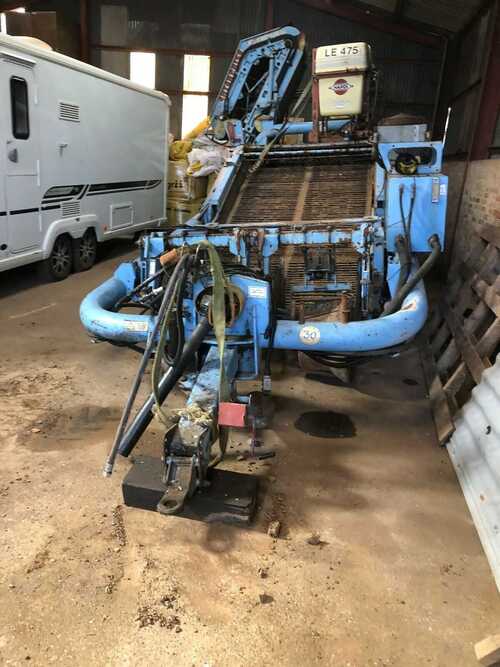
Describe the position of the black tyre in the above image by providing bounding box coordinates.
[73,229,97,272]
[39,235,73,281]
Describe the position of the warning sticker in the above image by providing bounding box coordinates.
[299,325,321,346]
[248,285,266,299]
[440,183,447,195]
[124,320,149,332]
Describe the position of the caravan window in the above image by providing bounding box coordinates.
[10,76,29,140]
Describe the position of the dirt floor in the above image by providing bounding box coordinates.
[1,240,499,667]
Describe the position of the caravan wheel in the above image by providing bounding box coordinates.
[73,230,97,272]
[39,235,73,281]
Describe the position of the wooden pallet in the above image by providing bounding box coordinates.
[422,222,500,445]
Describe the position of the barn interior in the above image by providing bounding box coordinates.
[1,1,500,666]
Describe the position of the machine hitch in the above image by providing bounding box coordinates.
[157,455,196,516]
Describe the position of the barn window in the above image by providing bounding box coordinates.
[181,54,210,138]
[130,51,156,89]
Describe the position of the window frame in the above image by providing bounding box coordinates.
[181,54,210,138]
[10,75,30,140]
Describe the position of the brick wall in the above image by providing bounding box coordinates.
[443,159,500,268]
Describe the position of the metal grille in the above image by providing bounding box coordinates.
[246,236,360,319]
[61,201,81,217]
[225,161,371,225]
[219,153,372,318]
[59,102,80,122]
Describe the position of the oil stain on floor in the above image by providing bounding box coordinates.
[294,410,356,438]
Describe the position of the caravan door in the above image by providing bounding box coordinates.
[2,53,41,254]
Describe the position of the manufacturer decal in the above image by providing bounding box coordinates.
[248,285,266,299]
[124,320,149,332]
[299,325,321,346]
[330,78,354,95]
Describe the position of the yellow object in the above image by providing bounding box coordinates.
[168,160,207,202]
[187,161,202,175]
[182,116,209,141]
[167,159,208,225]
[166,197,205,226]
[169,140,192,161]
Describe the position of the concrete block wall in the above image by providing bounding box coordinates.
[443,159,500,268]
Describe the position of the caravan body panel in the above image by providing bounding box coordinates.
[0,33,170,273]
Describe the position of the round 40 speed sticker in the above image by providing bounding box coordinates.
[299,325,321,346]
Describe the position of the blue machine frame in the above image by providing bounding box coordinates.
[79,26,448,511]
[81,139,447,361]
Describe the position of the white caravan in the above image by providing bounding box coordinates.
[0,33,169,280]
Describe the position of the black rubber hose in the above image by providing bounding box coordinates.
[383,235,441,317]
[164,256,191,367]
[102,255,191,476]
[394,234,412,293]
[118,317,211,458]
[264,280,277,378]
[113,266,165,312]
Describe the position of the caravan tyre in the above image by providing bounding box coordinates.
[39,235,73,281]
[73,229,97,272]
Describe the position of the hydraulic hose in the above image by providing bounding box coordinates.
[163,257,190,366]
[263,280,277,387]
[102,254,190,476]
[383,234,441,317]
[399,181,415,247]
[151,255,193,425]
[113,266,165,312]
[391,183,415,298]
[394,234,412,294]
[118,317,211,458]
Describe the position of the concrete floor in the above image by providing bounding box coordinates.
[1,241,499,666]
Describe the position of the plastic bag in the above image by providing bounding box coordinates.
[187,147,224,178]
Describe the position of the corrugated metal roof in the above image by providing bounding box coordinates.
[447,354,500,591]
[403,0,484,32]
[298,0,484,34]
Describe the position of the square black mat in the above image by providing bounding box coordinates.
[122,455,258,525]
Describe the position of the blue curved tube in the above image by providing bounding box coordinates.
[80,277,155,344]
[80,270,428,352]
[272,278,428,353]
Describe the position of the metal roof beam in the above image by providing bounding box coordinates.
[394,0,406,19]
[295,0,445,48]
